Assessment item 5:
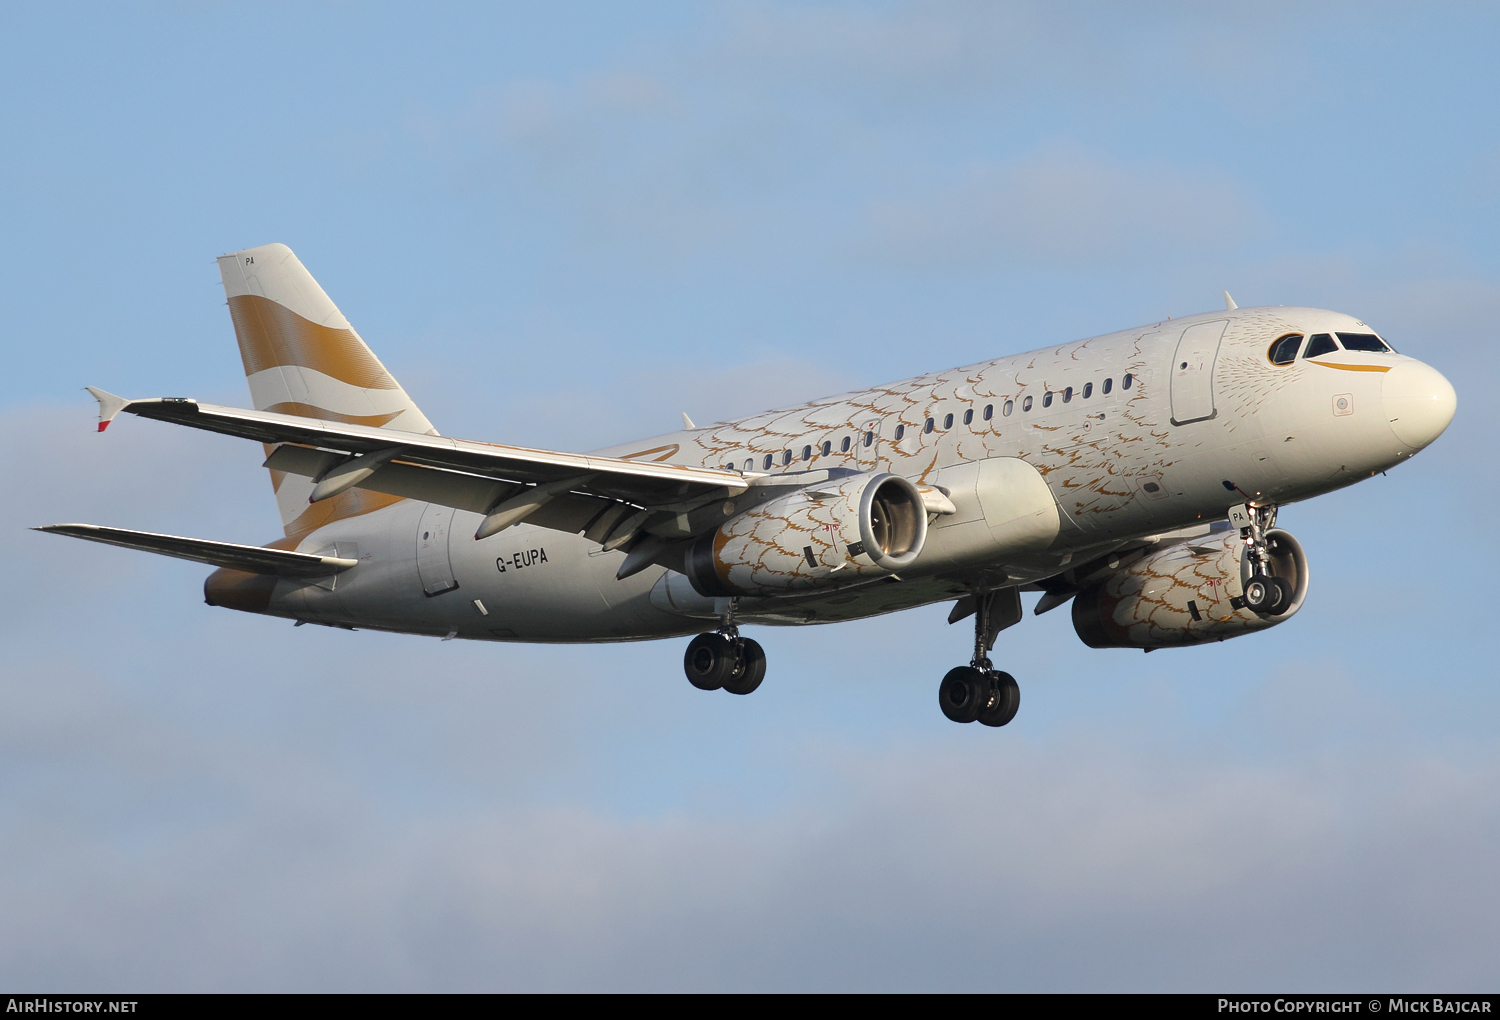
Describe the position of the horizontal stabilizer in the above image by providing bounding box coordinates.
[34,524,358,577]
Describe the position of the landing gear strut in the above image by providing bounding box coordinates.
[939,589,1021,727]
[683,598,766,696]
[1238,504,1292,617]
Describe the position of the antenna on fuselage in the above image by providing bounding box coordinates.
[1224,291,1238,310]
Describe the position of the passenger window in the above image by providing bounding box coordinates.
[983,404,993,420]
[1103,378,1112,395]
[1304,333,1339,359]
[841,436,851,453]
[1022,395,1033,412]
[763,454,773,470]
[1268,333,1303,365]
[924,418,935,434]
[863,431,874,447]
[801,445,811,462]
[1062,387,1073,403]
[943,413,954,429]
[821,440,831,457]
[1083,382,1092,399]
[744,458,753,471]
[1122,373,1133,389]
[1003,399,1013,416]
[1337,332,1391,353]
[782,450,792,466]
[963,408,974,425]
[1043,391,1053,408]
[894,424,905,441]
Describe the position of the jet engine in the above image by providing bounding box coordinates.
[1072,528,1309,649]
[684,472,927,596]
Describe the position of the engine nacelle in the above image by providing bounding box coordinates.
[1072,528,1309,649]
[684,472,927,596]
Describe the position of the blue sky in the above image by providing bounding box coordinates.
[2,2,1497,991]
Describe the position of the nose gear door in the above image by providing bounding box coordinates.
[1169,319,1228,425]
[416,503,460,596]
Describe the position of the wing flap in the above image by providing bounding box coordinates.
[262,444,617,537]
[34,524,358,577]
[263,444,515,515]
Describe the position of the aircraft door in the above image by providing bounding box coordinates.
[1169,319,1228,425]
[416,503,460,596]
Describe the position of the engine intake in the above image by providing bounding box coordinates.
[684,472,927,597]
[1073,527,1309,649]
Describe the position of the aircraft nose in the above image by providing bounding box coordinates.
[1383,359,1456,451]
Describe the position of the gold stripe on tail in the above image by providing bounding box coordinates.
[228,294,399,390]
[283,487,406,543]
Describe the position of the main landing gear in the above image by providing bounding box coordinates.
[1238,504,1293,617]
[939,589,1021,727]
[683,599,766,696]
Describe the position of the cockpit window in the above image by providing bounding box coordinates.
[1303,333,1339,359]
[1337,332,1391,353]
[1268,334,1303,365]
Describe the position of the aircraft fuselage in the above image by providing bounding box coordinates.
[246,304,1451,642]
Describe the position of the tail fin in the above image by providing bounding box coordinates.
[217,243,435,539]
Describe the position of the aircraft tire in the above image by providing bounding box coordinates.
[723,638,766,696]
[977,671,1020,728]
[685,632,735,691]
[1242,574,1277,615]
[1267,577,1295,616]
[939,666,988,723]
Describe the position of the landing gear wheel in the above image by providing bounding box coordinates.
[939,666,989,723]
[1242,574,1277,615]
[1266,577,1294,616]
[723,638,766,695]
[977,671,1020,728]
[685,632,735,691]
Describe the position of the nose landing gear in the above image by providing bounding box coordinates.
[1237,503,1293,616]
[939,588,1022,727]
[683,599,766,696]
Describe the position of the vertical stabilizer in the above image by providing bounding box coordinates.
[218,243,435,539]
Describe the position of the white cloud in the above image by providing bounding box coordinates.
[2,672,1496,990]
[863,141,1260,269]
[718,0,1101,100]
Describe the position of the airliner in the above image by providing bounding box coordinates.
[38,243,1457,727]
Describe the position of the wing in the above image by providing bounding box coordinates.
[89,390,749,544]
[35,524,358,577]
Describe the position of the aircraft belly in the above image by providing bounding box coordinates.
[446,514,697,642]
[270,502,692,642]
[917,457,1063,574]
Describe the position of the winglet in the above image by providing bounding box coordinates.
[1223,291,1238,311]
[85,387,131,432]
[681,411,697,429]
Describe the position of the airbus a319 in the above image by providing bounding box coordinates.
[40,244,1457,727]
